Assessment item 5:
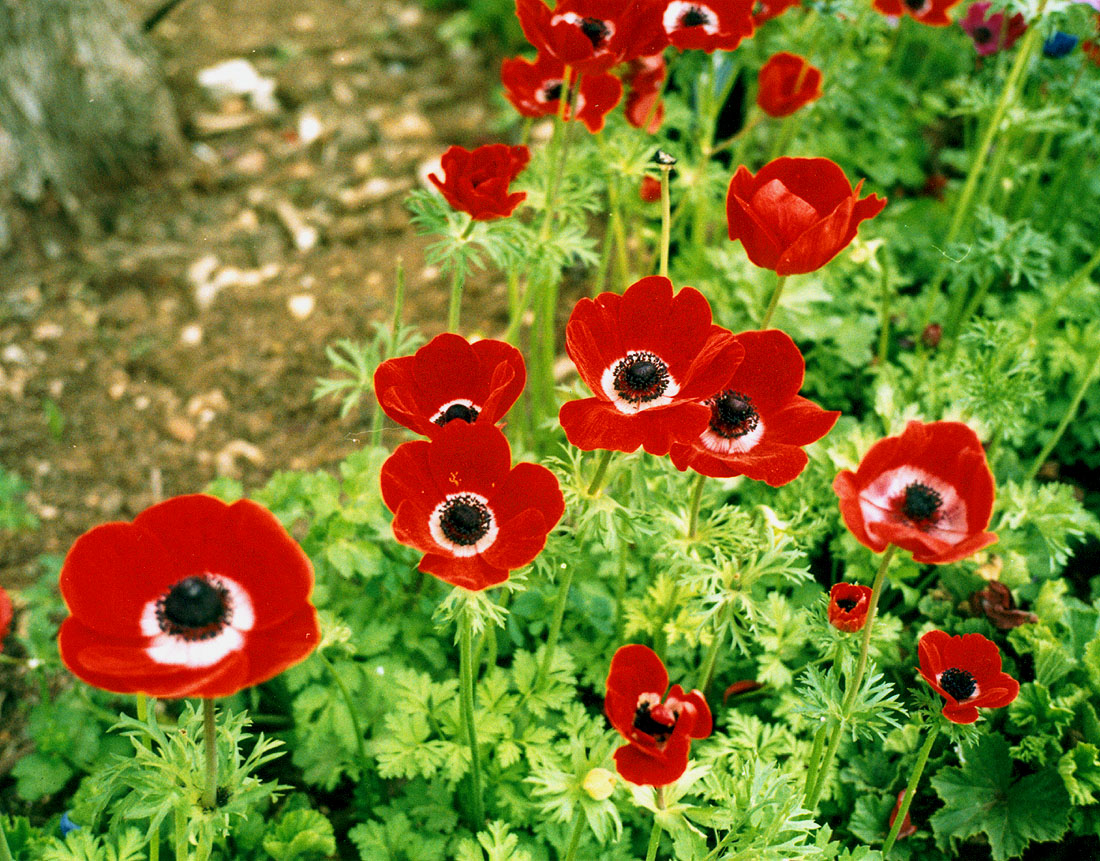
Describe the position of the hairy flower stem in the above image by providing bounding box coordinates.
[801,722,829,805]
[1025,341,1100,482]
[447,222,475,332]
[536,565,574,692]
[695,607,729,695]
[587,449,615,497]
[659,166,672,278]
[804,545,897,810]
[318,649,370,778]
[136,693,162,861]
[202,699,217,810]
[174,802,188,861]
[760,274,789,328]
[882,722,939,854]
[686,473,707,540]
[459,610,485,828]
[645,818,663,861]
[563,810,586,861]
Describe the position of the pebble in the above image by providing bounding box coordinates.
[1,344,28,364]
[33,322,63,341]
[386,111,432,141]
[167,416,198,443]
[180,323,203,345]
[288,294,316,319]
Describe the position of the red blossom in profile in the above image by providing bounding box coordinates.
[828,583,873,632]
[515,0,669,75]
[640,175,662,202]
[624,54,667,133]
[501,54,623,133]
[751,0,799,25]
[756,52,823,117]
[669,329,839,485]
[959,1,1027,55]
[726,157,886,275]
[58,495,319,699]
[605,644,712,785]
[833,420,997,564]
[872,0,963,27]
[659,0,755,52]
[889,790,918,840]
[374,333,526,439]
[917,630,1019,724]
[559,276,744,456]
[380,422,564,591]
[969,580,1037,630]
[429,144,531,221]
[0,585,12,645]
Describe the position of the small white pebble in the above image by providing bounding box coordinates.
[288,294,315,319]
[180,323,204,345]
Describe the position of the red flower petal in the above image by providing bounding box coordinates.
[917,629,1019,724]
[606,643,669,735]
[429,144,530,220]
[756,52,822,118]
[0,586,11,643]
[828,582,873,632]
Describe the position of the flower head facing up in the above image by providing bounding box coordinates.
[917,630,1019,724]
[559,276,744,456]
[605,644,712,785]
[670,329,838,485]
[960,1,1027,55]
[756,52,823,117]
[828,583,873,632]
[428,144,531,221]
[833,420,997,564]
[872,0,963,26]
[58,495,319,699]
[0,585,12,644]
[726,157,886,275]
[660,0,755,52]
[374,334,526,439]
[515,0,669,75]
[501,54,623,133]
[380,422,564,591]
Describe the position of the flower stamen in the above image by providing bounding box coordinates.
[939,667,977,701]
[612,352,671,404]
[706,390,759,439]
[901,482,943,523]
[633,700,676,743]
[438,495,493,546]
[156,576,230,641]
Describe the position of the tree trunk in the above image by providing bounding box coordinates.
[0,0,183,236]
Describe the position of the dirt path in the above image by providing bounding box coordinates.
[0,0,504,586]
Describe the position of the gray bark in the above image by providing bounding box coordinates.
[0,0,183,224]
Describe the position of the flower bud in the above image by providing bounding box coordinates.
[583,768,617,800]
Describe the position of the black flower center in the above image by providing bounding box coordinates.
[435,402,479,426]
[939,667,977,701]
[706,390,759,439]
[542,81,563,102]
[439,494,492,546]
[902,482,942,523]
[612,352,671,404]
[157,576,230,640]
[836,598,858,612]
[974,25,994,42]
[579,17,611,48]
[903,0,926,9]
[633,701,676,743]
[680,5,712,27]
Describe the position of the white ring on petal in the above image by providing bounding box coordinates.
[551,11,617,45]
[599,351,681,415]
[699,416,766,455]
[430,398,479,425]
[429,492,499,558]
[664,2,719,33]
[536,79,564,105]
[858,466,969,543]
[141,574,255,668]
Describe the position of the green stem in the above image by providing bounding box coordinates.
[882,723,940,855]
[877,259,892,366]
[801,721,829,803]
[645,818,663,861]
[1013,128,1055,219]
[695,611,725,695]
[536,565,574,691]
[447,261,467,333]
[760,274,789,328]
[1,818,14,861]
[1028,244,1100,337]
[202,699,217,810]
[174,801,188,861]
[459,610,485,828]
[686,472,706,540]
[563,810,586,861]
[587,449,615,497]
[318,649,371,777]
[659,166,672,278]
[804,545,898,810]
[1025,341,1100,482]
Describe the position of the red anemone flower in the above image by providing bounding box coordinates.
[889,790,918,840]
[0,585,12,644]
[515,0,669,75]
[640,175,662,202]
[872,0,962,27]
[917,629,1019,724]
[428,144,531,221]
[559,276,744,456]
[727,157,886,275]
[659,0,755,52]
[669,329,839,485]
[756,52,823,117]
[960,1,1027,55]
[828,583,873,632]
[58,495,319,699]
[751,0,799,25]
[833,420,997,564]
[380,422,564,591]
[501,54,623,133]
[374,333,526,438]
[624,54,667,133]
[605,644,712,785]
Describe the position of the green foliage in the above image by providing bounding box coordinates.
[0,466,37,532]
[261,808,335,861]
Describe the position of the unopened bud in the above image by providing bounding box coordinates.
[583,768,617,800]
[921,323,942,349]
